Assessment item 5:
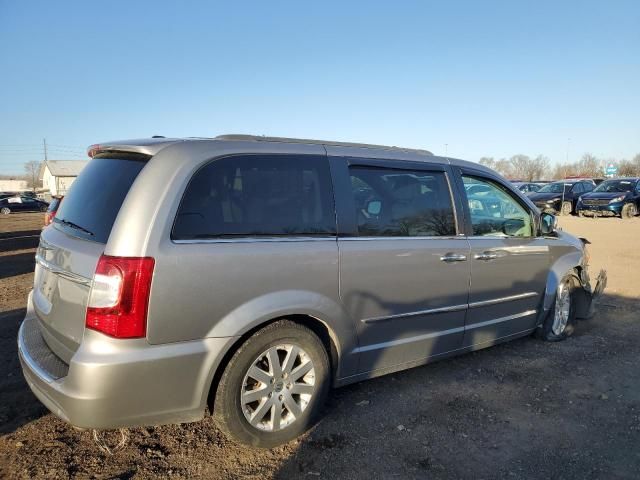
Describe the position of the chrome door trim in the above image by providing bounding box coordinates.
[339,236,462,241]
[361,292,538,324]
[468,291,538,309]
[353,325,466,353]
[35,254,92,287]
[172,236,337,244]
[361,303,467,324]
[356,309,537,354]
[465,309,537,330]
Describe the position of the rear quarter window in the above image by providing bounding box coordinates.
[53,155,147,243]
[173,154,336,239]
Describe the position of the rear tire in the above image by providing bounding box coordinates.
[537,275,578,341]
[621,203,637,219]
[213,320,330,448]
[39,205,48,212]
[560,201,572,216]
[0,207,10,215]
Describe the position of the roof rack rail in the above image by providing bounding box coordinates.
[214,134,433,156]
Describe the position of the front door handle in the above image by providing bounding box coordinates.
[474,252,499,261]
[440,253,468,263]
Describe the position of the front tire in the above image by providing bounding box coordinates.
[0,207,10,215]
[213,320,330,448]
[621,203,637,219]
[538,275,578,341]
[560,201,572,216]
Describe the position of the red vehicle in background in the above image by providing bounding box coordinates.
[44,196,63,226]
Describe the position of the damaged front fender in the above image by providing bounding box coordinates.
[541,234,607,322]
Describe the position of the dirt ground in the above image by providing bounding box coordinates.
[0,213,639,479]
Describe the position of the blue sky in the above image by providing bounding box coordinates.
[1,0,638,174]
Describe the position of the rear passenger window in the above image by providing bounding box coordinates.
[173,155,336,239]
[348,167,456,237]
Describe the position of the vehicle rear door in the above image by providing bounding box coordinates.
[454,168,550,348]
[34,154,148,363]
[332,156,470,373]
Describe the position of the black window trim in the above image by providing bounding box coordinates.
[170,153,338,242]
[333,156,461,239]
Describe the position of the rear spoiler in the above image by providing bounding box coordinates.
[87,138,185,158]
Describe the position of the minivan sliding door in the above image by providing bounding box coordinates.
[332,157,471,375]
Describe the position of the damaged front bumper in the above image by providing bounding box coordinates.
[575,267,608,319]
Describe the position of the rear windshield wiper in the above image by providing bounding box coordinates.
[57,218,94,236]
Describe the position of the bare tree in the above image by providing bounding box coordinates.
[552,162,577,180]
[478,157,513,178]
[478,157,496,169]
[618,155,640,176]
[618,160,636,177]
[576,153,601,177]
[531,155,551,181]
[24,161,41,193]
[509,154,532,180]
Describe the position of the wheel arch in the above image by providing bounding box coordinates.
[541,250,594,324]
[205,313,342,413]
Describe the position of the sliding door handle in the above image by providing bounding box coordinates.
[440,253,468,263]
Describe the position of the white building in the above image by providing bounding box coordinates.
[0,179,28,192]
[41,160,89,196]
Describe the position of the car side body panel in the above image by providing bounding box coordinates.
[17,136,607,432]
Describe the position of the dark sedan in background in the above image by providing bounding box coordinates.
[0,195,49,215]
[529,179,595,215]
[577,178,640,219]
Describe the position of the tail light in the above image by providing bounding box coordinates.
[86,255,155,338]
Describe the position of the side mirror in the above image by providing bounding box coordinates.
[540,212,557,235]
[366,200,382,216]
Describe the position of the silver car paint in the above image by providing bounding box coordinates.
[18,136,603,429]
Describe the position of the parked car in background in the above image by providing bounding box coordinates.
[18,135,605,448]
[44,196,63,226]
[512,182,543,195]
[464,183,492,196]
[0,195,48,214]
[529,179,595,215]
[577,178,640,219]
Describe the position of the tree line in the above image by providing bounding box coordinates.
[478,153,640,181]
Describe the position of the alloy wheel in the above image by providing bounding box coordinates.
[241,344,316,432]
[552,280,571,335]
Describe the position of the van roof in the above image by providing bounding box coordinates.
[89,134,433,157]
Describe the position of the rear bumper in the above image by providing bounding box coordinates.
[18,291,237,429]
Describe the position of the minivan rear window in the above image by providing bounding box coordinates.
[53,156,147,243]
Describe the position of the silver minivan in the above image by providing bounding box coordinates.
[18,135,606,447]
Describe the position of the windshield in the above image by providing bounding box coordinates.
[537,182,571,194]
[593,179,636,193]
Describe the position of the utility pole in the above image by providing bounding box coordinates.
[565,138,570,164]
[444,144,448,156]
[43,138,48,161]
